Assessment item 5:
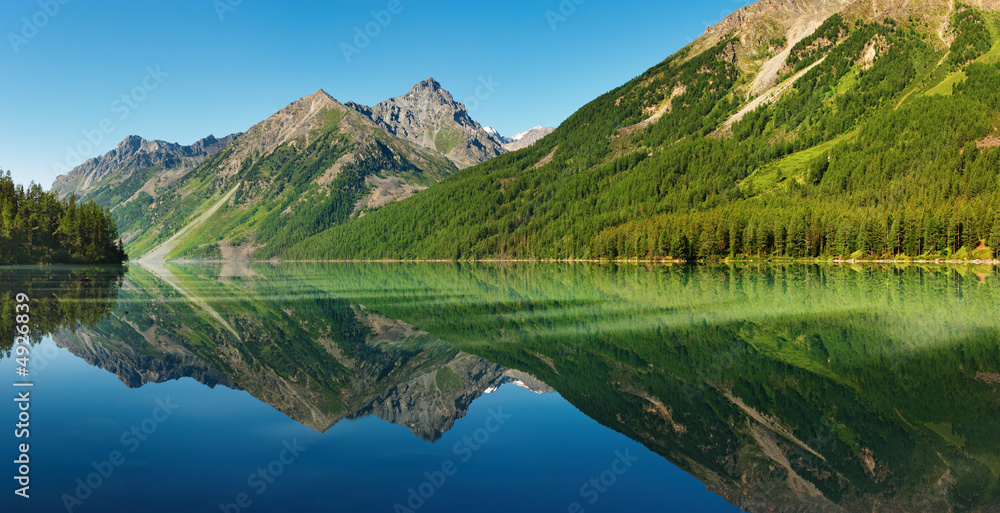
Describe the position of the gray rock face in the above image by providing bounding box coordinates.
[53,326,239,390]
[349,352,508,442]
[347,78,505,169]
[51,133,240,199]
[350,353,554,442]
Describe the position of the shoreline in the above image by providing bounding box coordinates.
[164,257,1000,266]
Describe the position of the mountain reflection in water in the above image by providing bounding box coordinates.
[4,262,999,513]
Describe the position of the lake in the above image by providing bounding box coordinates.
[2,262,999,513]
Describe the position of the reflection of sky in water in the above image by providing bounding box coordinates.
[1,337,742,513]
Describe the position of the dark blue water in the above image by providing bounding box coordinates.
[2,338,741,513]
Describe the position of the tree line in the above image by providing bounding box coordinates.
[0,172,127,264]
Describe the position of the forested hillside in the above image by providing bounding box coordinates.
[0,172,127,264]
[287,3,1000,262]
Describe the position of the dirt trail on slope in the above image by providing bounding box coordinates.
[750,16,828,97]
[723,57,828,130]
[136,183,243,341]
[939,0,956,47]
[137,182,242,265]
[138,261,243,341]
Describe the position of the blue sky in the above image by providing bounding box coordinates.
[0,0,754,188]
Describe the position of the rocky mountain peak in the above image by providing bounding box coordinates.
[401,77,455,105]
[505,126,556,151]
[211,90,352,177]
[347,78,504,169]
[409,77,443,94]
[405,78,460,107]
[112,135,173,156]
[304,88,336,103]
[118,134,147,149]
[286,89,342,114]
[187,133,239,155]
[692,0,1000,72]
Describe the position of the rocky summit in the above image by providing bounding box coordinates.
[347,78,506,169]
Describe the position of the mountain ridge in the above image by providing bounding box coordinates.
[51,133,240,201]
[52,79,553,261]
[284,0,1000,262]
[115,86,461,260]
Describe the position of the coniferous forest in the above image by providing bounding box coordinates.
[0,172,127,264]
[279,8,1000,262]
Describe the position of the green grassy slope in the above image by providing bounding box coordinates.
[106,102,458,260]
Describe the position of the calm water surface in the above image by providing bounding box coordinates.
[1,263,998,513]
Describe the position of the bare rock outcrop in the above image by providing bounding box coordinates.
[347,78,505,169]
